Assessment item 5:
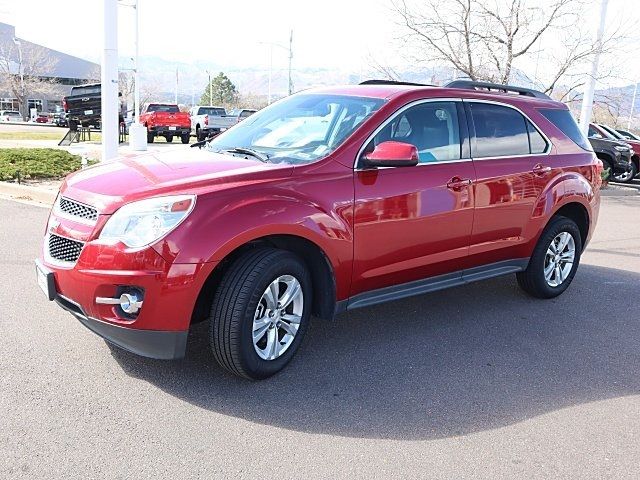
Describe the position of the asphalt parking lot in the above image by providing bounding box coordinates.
[1,191,639,479]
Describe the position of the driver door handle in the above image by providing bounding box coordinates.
[532,164,551,175]
[446,177,472,191]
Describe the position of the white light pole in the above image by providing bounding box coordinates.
[128,0,147,151]
[578,0,609,134]
[102,0,119,161]
[259,35,293,103]
[628,82,638,130]
[12,37,25,120]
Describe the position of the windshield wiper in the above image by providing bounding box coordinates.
[223,147,270,162]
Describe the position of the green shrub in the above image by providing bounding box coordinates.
[0,148,89,181]
[601,167,611,182]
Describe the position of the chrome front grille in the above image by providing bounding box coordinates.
[48,234,84,263]
[58,197,98,222]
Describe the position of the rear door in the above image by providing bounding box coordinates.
[351,99,476,297]
[464,100,552,269]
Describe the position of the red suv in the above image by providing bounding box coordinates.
[36,80,601,379]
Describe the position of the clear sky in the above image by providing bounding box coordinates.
[0,0,638,86]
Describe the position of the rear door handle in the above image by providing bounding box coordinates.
[532,164,551,175]
[446,177,472,191]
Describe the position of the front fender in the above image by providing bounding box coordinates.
[153,183,354,299]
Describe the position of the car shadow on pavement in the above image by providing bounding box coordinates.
[108,263,640,440]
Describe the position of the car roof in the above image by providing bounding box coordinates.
[307,84,565,108]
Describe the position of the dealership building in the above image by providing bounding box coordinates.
[0,22,99,114]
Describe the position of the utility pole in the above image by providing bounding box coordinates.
[102,0,119,161]
[578,0,609,134]
[268,45,273,104]
[206,70,212,106]
[628,82,638,130]
[174,66,178,104]
[12,37,25,120]
[288,29,293,96]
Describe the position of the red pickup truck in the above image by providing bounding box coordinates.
[36,80,601,380]
[140,103,190,144]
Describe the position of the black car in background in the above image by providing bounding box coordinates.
[587,135,633,179]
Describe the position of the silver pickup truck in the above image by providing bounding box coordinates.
[189,106,237,141]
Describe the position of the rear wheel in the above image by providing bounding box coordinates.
[147,132,154,143]
[208,248,311,380]
[181,133,190,144]
[517,216,582,298]
[196,126,205,141]
[613,161,637,183]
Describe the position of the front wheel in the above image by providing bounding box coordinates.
[517,216,582,299]
[209,248,311,380]
[612,161,637,183]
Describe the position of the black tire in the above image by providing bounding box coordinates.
[517,216,582,299]
[208,248,312,380]
[165,135,173,143]
[196,126,204,142]
[613,160,637,183]
[181,133,190,144]
[68,119,78,131]
[147,132,154,143]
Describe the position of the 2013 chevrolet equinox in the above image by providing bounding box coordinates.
[36,80,601,379]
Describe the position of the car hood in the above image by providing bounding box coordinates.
[61,147,294,214]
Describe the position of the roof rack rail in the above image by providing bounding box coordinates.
[359,79,433,87]
[445,80,551,100]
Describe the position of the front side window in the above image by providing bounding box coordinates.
[363,101,462,164]
[469,103,530,157]
[207,94,385,164]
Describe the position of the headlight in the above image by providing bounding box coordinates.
[614,145,630,152]
[99,195,196,248]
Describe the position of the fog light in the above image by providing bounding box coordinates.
[96,290,144,315]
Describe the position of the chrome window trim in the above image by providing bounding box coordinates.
[354,98,464,170]
[353,96,553,170]
[463,99,552,159]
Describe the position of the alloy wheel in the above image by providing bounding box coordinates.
[544,232,576,287]
[252,275,304,361]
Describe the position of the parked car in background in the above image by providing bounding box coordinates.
[229,108,257,122]
[0,110,23,122]
[589,123,638,182]
[189,106,237,141]
[35,113,50,123]
[140,103,191,144]
[37,80,601,380]
[595,124,640,181]
[615,129,640,141]
[54,112,68,128]
[63,83,102,130]
[587,126,633,180]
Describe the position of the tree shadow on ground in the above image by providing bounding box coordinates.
[109,264,640,440]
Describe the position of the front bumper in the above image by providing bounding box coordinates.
[55,291,188,359]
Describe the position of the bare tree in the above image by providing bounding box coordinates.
[388,0,626,97]
[0,40,62,119]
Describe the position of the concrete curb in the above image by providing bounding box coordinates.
[0,182,57,205]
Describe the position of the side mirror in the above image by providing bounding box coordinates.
[361,141,419,168]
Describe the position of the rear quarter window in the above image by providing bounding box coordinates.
[539,108,591,151]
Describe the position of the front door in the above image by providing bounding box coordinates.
[351,100,476,297]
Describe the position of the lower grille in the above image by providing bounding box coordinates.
[48,234,84,263]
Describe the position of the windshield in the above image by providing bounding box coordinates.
[599,124,624,140]
[206,94,385,164]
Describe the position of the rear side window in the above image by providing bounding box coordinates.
[539,108,591,151]
[527,120,548,154]
[469,103,530,157]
